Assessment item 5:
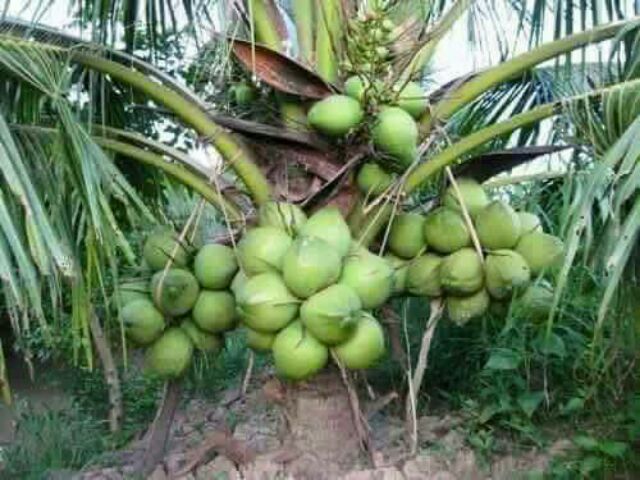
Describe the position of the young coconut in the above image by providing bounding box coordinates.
[406,253,443,297]
[300,284,362,345]
[272,321,329,381]
[193,244,238,289]
[446,289,490,326]
[345,75,368,102]
[475,201,522,249]
[515,283,554,320]
[150,268,200,317]
[356,162,394,196]
[245,327,276,352]
[230,269,248,297]
[384,254,409,294]
[231,82,257,106]
[237,226,293,275]
[333,314,385,370]
[372,106,418,170]
[396,81,427,119]
[423,207,471,253]
[388,213,426,259]
[282,236,342,299]
[442,178,489,217]
[518,212,543,234]
[144,328,194,379]
[515,232,564,275]
[143,229,190,271]
[192,290,236,333]
[299,207,352,258]
[485,250,531,300]
[236,273,299,332]
[308,95,364,137]
[121,299,165,345]
[181,320,223,353]
[116,279,149,307]
[440,248,484,295]
[339,248,394,309]
[258,201,307,236]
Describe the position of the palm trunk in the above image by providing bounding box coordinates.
[281,368,365,474]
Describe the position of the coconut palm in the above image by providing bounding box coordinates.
[1,0,640,473]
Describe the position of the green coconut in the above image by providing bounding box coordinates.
[181,320,223,353]
[446,289,490,326]
[144,328,194,379]
[485,250,531,300]
[232,82,257,106]
[406,253,442,297]
[423,207,471,253]
[193,244,238,290]
[308,95,364,137]
[518,212,543,234]
[150,268,200,317]
[230,270,249,297]
[282,236,342,299]
[300,284,362,345]
[396,82,427,119]
[236,273,299,332]
[272,321,329,380]
[143,230,190,271]
[388,213,426,259]
[339,248,393,309]
[258,202,308,236]
[245,327,276,352]
[237,226,292,275]
[333,315,385,370]
[345,76,367,102]
[442,178,489,217]
[121,299,165,346]
[116,279,149,306]
[192,290,236,333]
[475,201,522,249]
[372,107,418,169]
[384,254,409,294]
[515,283,554,320]
[440,248,484,295]
[515,232,564,275]
[299,207,352,258]
[356,162,394,196]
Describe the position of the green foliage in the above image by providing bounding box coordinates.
[2,402,106,479]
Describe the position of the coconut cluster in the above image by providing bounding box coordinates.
[234,203,388,381]
[383,179,565,325]
[307,7,426,183]
[117,229,238,379]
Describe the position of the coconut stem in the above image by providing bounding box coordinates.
[405,299,444,455]
[241,351,255,397]
[445,167,485,264]
[331,351,373,459]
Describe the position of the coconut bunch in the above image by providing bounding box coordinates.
[382,178,565,325]
[232,202,388,381]
[306,8,426,187]
[116,229,238,379]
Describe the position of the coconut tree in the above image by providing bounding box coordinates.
[2,0,640,475]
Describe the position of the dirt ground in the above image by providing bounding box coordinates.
[71,372,572,480]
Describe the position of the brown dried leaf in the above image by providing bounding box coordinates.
[325,184,359,218]
[231,38,334,99]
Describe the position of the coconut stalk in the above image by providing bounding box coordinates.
[405,299,443,454]
[138,380,183,476]
[315,0,342,83]
[293,0,315,65]
[0,338,10,406]
[89,312,122,433]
